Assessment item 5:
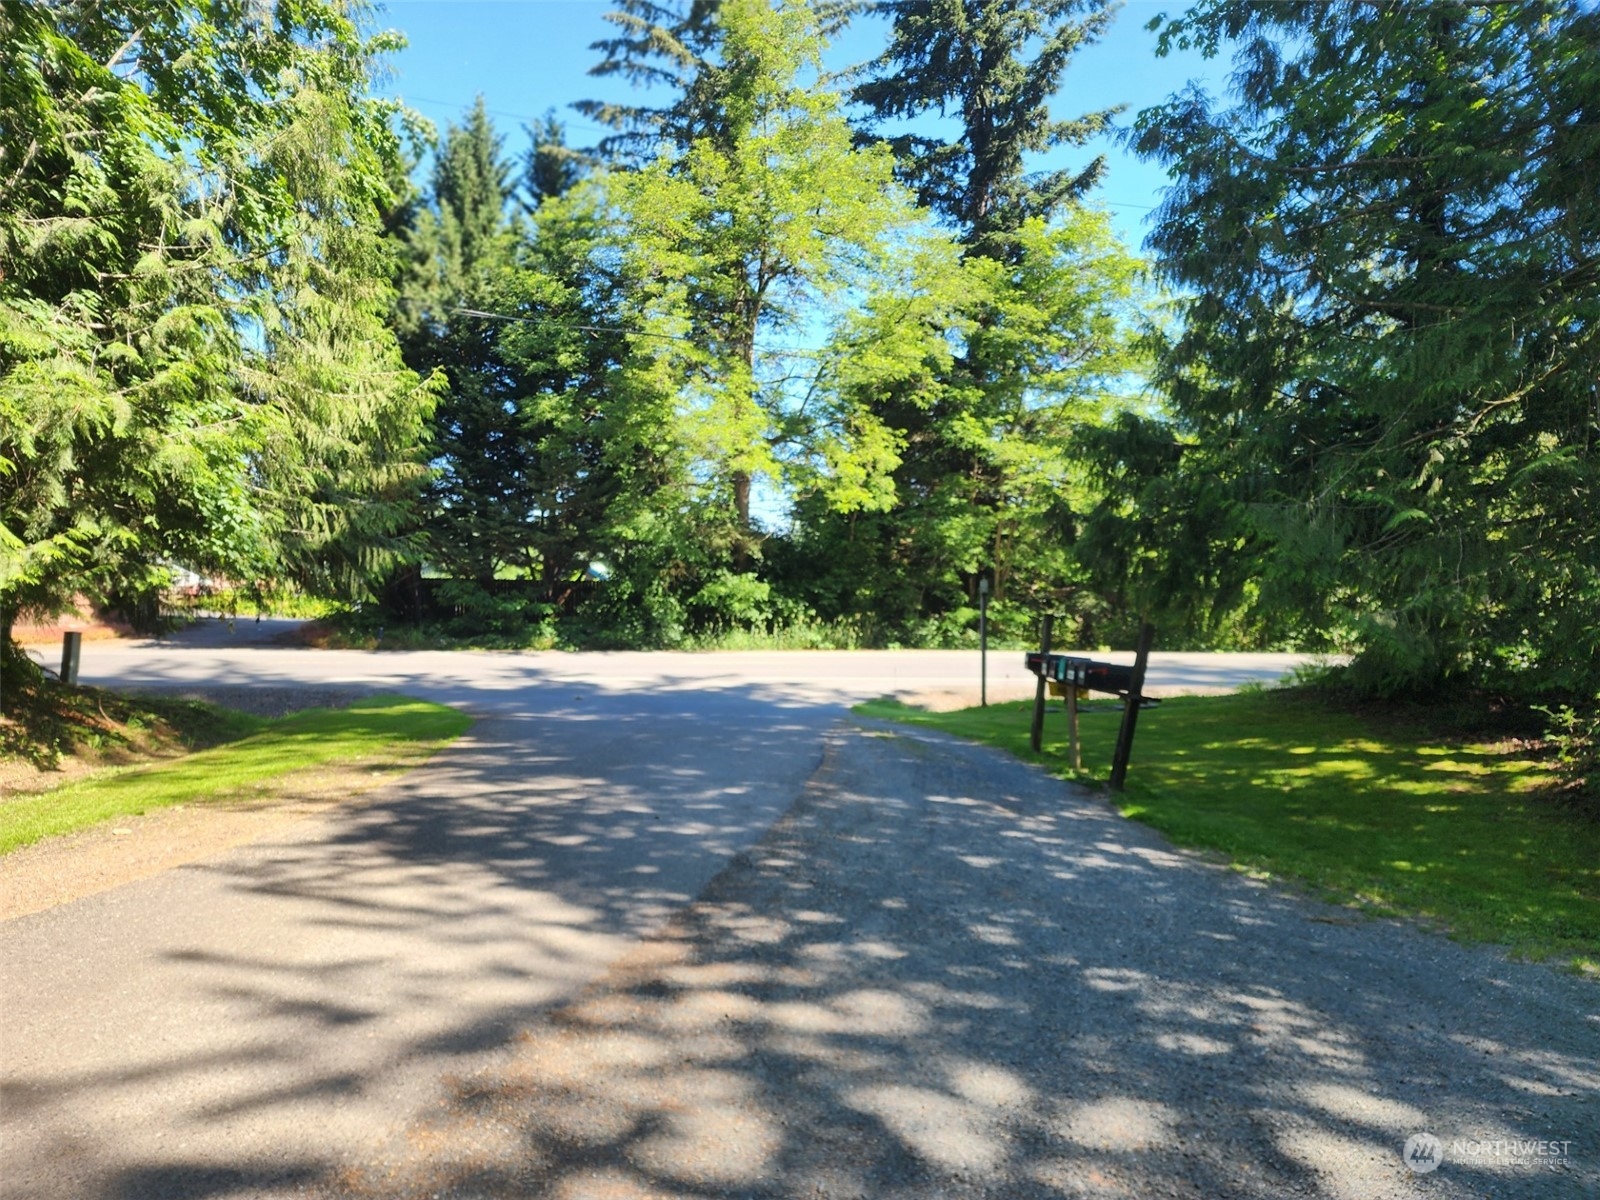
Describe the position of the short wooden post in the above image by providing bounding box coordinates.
[1029,614,1054,753]
[1109,621,1156,792]
[61,631,82,685]
[1067,683,1082,772]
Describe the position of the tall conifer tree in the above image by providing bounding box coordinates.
[854,0,1120,256]
[394,100,533,599]
[1,0,433,664]
[1135,0,1600,695]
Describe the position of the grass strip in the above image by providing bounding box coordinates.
[855,692,1600,972]
[1,684,262,770]
[0,694,472,854]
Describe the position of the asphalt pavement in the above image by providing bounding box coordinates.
[335,721,1599,1200]
[4,627,1592,1198]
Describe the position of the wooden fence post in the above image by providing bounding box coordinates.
[1067,681,1082,772]
[1108,621,1155,791]
[1029,614,1054,753]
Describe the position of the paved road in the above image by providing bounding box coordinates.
[342,722,1599,1200]
[0,631,1417,1200]
[45,617,1320,710]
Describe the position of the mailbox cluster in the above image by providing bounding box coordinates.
[1024,652,1146,700]
[1022,619,1159,790]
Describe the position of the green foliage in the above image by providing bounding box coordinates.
[854,0,1122,255]
[576,0,725,166]
[784,208,1151,645]
[390,96,677,636]
[0,0,435,645]
[688,571,773,631]
[369,0,1165,650]
[432,580,557,641]
[395,98,530,588]
[1134,0,1600,696]
[764,0,1157,647]
[1536,697,1600,816]
[860,692,1600,970]
[1070,407,1299,651]
[521,110,590,207]
[609,0,926,543]
[163,584,338,622]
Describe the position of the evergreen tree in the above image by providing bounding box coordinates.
[578,0,853,167]
[393,101,678,636]
[853,0,1120,256]
[394,100,531,604]
[497,183,681,633]
[520,111,590,209]
[1134,0,1600,695]
[576,0,725,166]
[1,0,433,667]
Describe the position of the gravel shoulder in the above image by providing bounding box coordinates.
[341,718,1600,1200]
[0,686,378,921]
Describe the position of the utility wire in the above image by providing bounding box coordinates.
[453,307,836,359]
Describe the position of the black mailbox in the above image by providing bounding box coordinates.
[1025,652,1091,686]
[1084,661,1134,694]
[1025,652,1155,703]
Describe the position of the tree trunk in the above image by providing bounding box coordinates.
[731,469,753,571]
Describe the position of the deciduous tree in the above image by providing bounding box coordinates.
[790,0,1138,642]
[608,0,924,558]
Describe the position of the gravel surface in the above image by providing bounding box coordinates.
[338,720,1600,1200]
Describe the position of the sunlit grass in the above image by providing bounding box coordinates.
[0,695,472,854]
[854,691,1600,972]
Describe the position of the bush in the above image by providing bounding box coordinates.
[1538,697,1600,815]
[687,571,774,632]
[432,580,556,641]
[565,574,686,649]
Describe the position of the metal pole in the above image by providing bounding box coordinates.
[61,631,82,686]
[978,577,990,706]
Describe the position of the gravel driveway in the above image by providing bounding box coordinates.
[4,637,1594,1199]
[335,721,1600,1200]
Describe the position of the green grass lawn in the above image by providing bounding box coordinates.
[855,691,1600,972]
[0,695,472,854]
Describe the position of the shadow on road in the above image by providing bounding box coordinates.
[5,665,1591,1200]
[2,678,844,1200]
[332,725,1600,1200]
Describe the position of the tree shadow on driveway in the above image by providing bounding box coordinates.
[340,723,1600,1200]
[0,677,837,1200]
[4,678,1595,1200]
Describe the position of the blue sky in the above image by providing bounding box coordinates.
[371,0,1226,252]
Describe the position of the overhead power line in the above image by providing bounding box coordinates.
[452,308,834,359]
